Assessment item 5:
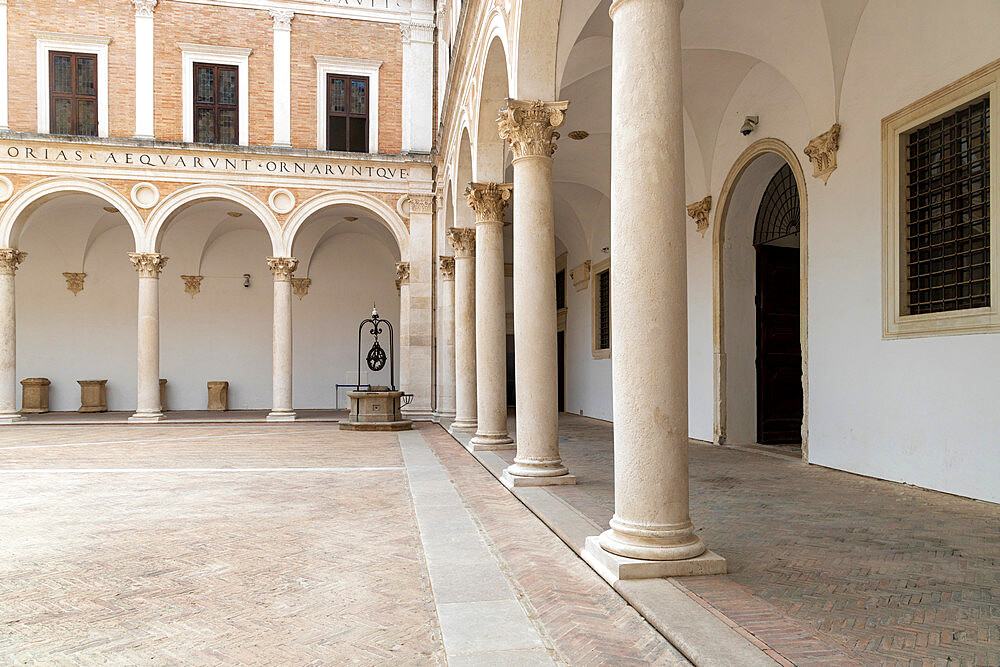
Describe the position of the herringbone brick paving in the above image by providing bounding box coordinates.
[498,414,1000,667]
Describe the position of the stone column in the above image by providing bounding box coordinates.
[497,99,574,486]
[402,193,435,418]
[466,182,514,450]
[267,257,297,421]
[396,261,410,391]
[0,249,25,422]
[131,0,157,139]
[436,255,456,419]
[446,227,476,432]
[269,9,293,147]
[581,0,725,579]
[128,252,166,422]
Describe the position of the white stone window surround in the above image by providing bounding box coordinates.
[591,256,611,359]
[35,32,111,137]
[179,42,251,145]
[314,55,381,154]
[882,62,1000,339]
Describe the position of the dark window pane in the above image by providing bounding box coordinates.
[196,108,215,143]
[349,117,367,152]
[52,98,72,134]
[351,79,366,114]
[77,99,96,136]
[556,269,566,309]
[218,109,236,144]
[219,68,237,105]
[598,269,611,349]
[328,116,347,151]
[329,78,345,113]
[197,67,215,104]
[76,57,96,96]
[52,55,72,93]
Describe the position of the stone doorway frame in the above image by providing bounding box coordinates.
[712,138,810,459]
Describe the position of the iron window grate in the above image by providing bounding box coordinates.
[753,163,800,247]
[598,269,610,350]
[905,95,990,315]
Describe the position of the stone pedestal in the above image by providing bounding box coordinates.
[20,377,50,413]
[340,389,413,431]
[159,378,167,412]
[78,380,108,413]
[207,381,229,411]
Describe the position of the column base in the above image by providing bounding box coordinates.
[581,535,726,583]
[449,418,478,434]
[401,407,435,421]
[0,412,24,423]
[501,468,576,488]
[266,410,297,422]
[128,411,164,423]
[469,432,515,451]
[431,410,456,424]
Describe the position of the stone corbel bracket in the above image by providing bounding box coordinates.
[395,261,410,292]
[569,260,591,292]
[63,272,86,295]
[804,123,841,185]
[181,275,203,297]
[291,277,311,300]
[686,195,712,236]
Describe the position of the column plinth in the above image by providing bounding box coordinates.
[267,257,297,421]
[446,228,477,433]
[0,249,25,422]
[467,183,514,451]
[497,99,574,485]
[128,252,166,423]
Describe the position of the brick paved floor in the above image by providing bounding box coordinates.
[494,414,1000,666]
[0,423,685,665]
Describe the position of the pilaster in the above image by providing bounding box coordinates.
[132,0,158,139]
[270,10,294,147]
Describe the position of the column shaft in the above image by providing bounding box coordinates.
[0,250,24,422]
[436,256,456,418]
[268,257,297,421]
[447,228,476,432]
[129,252,166,422]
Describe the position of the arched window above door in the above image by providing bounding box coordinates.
[754,163,800,247]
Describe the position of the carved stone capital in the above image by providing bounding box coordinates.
[181,275,202,297]
[63,272,86,295]
[267,256,298,281]
[686,195,712,236]
[0,249,26,275]
[497,99,570,160]
[269,9,294,30]
[804,123,841,185]
[291,277,311,299]
[129,252,167,278]
[446,227,476,258]
[439,255,455,280]
[465,182,512,223]
[131,0,157,17]
[408,194,434,215]
[399,23,411,43]
[410,22,435,43]
[395,261,410,289]
[569,260,591,292]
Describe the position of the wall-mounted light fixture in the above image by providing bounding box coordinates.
[243,274,251,288]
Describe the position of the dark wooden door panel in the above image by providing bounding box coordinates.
[756,245,802,444]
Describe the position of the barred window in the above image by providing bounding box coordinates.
[597,268,610,350]
[904,96,990,314]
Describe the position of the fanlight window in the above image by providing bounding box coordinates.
[753,163,800,246]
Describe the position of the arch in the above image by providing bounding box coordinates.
[473,33,512,182]
[283,190,409,260]
[144,183,281,254]
[511,0,561,99]
[712,138,810,457]
[0,176,144,250]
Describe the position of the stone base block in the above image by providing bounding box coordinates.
[266,411,297,422]
[581,535,727,582]
[128,412,164,423]
[501,469,577,488]
[339,419,413,432]
[449,420,478,434]
[470,434,515,451]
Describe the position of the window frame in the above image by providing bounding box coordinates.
[192,62,240,145]
[35,32,109,137]
[48,51,99,137]
[325,73,370,153]
[314,55,381,154]
[179,43,250,145]
[882,60,1000,338]
[591,257,611,359]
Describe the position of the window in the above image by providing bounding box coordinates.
[193,63,239,144]
[49,51,98,136]
[883,59,1000,338]
[327,74,368,152]
[555,268,567,310]
[591,257,611,358]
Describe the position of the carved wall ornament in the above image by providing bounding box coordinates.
[181,275,203,297]
[446,227,476,257]
[395,262,410,290]
[268,9,294,30]
[465,182,512,222]
[497,99,570,159]
[399,23,412,43]
[408,194,434,215]
[131,0,157,17]
[62,272,86,295]
[686,195,713,236]
[0,249,26,276]
[128,252,168,278]
[569,260,591,292]
[0,175,14,202]
[291,277,311,299]
[130,182,159,209]
[268,188,295,214]
[439,255,455,280]
[410,22,435,43]
[267,256,298,281]
[804,123,841,185]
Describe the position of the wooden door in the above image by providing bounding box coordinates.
[557,331,565,412]
[755,245,802,443]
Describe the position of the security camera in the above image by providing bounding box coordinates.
[740,116,759,136]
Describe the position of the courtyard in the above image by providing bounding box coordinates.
[0,418,997,665]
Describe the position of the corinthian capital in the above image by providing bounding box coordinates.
[446,227,476,258]
[0,249,26,276]
[132,0,157,17]
[804,123,841,185]
[269,9,294,30]
[465,182,513,223]
[129,252,167,278]
[267,256,298,281]
[497,99,569,159]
